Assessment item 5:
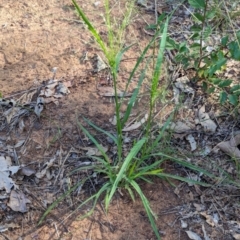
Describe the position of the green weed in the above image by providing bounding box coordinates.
[165,0,240,107]
[39,1,215,239]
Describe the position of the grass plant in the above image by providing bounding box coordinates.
[39,1,215,239]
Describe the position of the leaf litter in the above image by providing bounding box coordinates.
[0,78,72,131]
[7,190,31,213]
[0,155,19,193]
[215,134,240,159]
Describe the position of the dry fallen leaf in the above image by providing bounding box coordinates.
[198,145,212,157]
[14,139,25,148]
[181,220,188,228]
[95,54,108,72]
[170,121,192,133]
[216,134,240,159]
[7,190,31,213]
[175,76,195,94]
[186,134,197,151]
[42,192,55,207]
[34,97,44,117]
[109,115,117,125]
[39,79,71,103]
[19,166,36,176]
[186,230,202,240]
[3,107,20,124]
[79,145,108,156]
[36,158,55,179]
[0,156,19,193]
[202,224,211,240]
[17,90,36,105]
[200,212,216,227]
[173,86,180,104]
[193,203,204,212]
[198,105,217,133]
[0,223,19,233]
[123,114,148,132]
[233,234,240,240]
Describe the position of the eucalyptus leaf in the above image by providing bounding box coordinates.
[218,79,232,88]
[228,94,238,106]
[207,87,215,94]
[206,9,216,19]
[220,91,227,104]
[228,41,240,60]
[188,0,206,9]
[221,36,229,46]
[231,84,240,92]
[193,13,204,22]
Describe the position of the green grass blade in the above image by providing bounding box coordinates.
[114,44,134,73]
[111,45,134,145]
[77,182,111,220]
[85,155,109,165]
[137,159,165,173]
[38,178,86,225]
[151,18,169,103]
[82,116,118,145]
[121,57,151,126]
[148,114,174,154]
[133,169,163,180]
[157,173,211,187]
[119,26,166,109]
[72,0,107,55]
[129,180,160,240]
[104,0,114,51]
[125,185,135,202]
[77,120,111,164]
[105,138,147,208]
[128,159,138,177]
[104,189,110,211]
[151,153,215,178]
[142,169,163,175]
[139,176,153,183]
[68,155,115,177]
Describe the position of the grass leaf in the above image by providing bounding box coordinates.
[82,116,118,144]
[157,173,211,187]
[150,153,215,178]
[77,182,111,220]
[105,138,146,208]
[114,44,134,73]
[147,113,174,154]
[121,60,149,126]
[38,178,86,225]
[72,0,107,55]
[120,23,167,109]
[125,185,135,202]
[151,18,169,103]
[188,0,206,9]
[77,119,111,164]
[129,180,160,240]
